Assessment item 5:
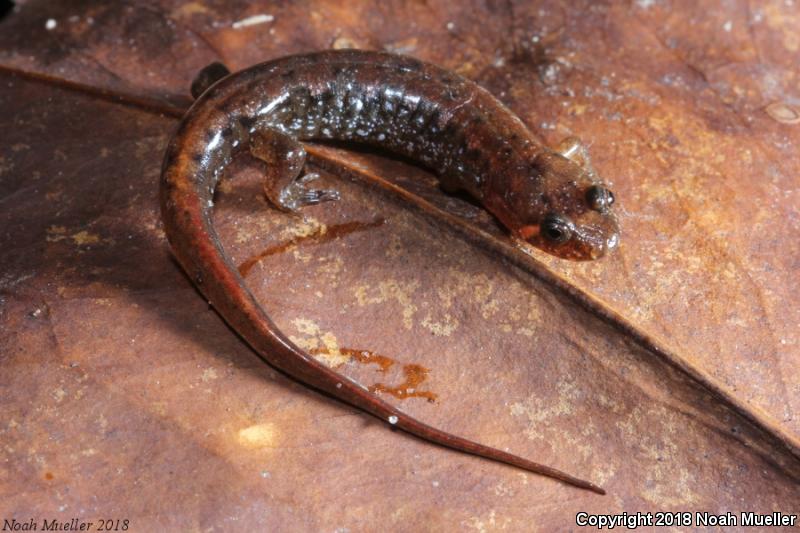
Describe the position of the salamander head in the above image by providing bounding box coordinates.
[515,147,619,261]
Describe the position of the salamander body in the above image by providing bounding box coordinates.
[160,50,618,494]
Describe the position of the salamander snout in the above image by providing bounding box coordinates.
[526,207,619,260]
[517,149,620,260]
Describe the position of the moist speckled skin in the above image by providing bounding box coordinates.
[160,50,613,494]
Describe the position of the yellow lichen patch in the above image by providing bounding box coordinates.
[71,231,100,245]
[646,115,671,133]
[516,327,536,337]
[291,248,313,264]
[568,103,588,116]
[151,401,167,417]
[315,256,344,279]
[288,318,348,367]
[51,388,66,403]
[513,299,542,338]
[318,332,345,364]
[492,480,515,497]
[353,279,419,329]
[421,312,459,336]
[46,226,109,246]
[438,268,499,319]
[292,318,321,337]
[282,218,325,240]
[510,380,579,440]
[234,217,280,244]
[288,334,317,352]
[461,510,512,532]
[46,225,68,242]
[384,233,405,259]
[237,423,278,448]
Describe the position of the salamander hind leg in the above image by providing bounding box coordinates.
[250,128,341,213]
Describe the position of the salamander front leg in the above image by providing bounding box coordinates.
[249,128,341,213]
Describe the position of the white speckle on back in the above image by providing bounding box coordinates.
[388,415,398,425]
[257,93,290,117]
[206,131,224,151]
[45,19,57,30]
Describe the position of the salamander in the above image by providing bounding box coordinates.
[160,50,619,495]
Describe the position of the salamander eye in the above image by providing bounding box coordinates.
[586,185,615,211]
[541,214,574,244]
